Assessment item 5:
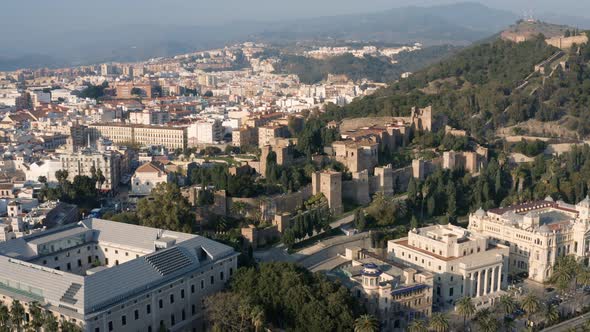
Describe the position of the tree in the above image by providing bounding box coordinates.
[28,302,44,331]
[0,303,8,328]
[250,306,265,332]
[10,300,24,331]
[407,319,428,332]
[354,314,379,332]
[521,293,541,323]
[497,294,517,316]
[456,296,476,330]
[429,313,449,332]
[135,183,195,233]
[55,170,69,185]
[474,308,498,332]
[42,311,58,332]
[37,176,47,185]
[60,320,83,332]
[96,168,106,190]
[354,209,366,231]
[544,304,560,326]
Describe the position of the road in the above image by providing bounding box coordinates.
[541,311,590,332]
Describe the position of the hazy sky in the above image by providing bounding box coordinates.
[2,0,589,28]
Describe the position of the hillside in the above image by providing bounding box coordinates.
[253,2,518,46]
[0,2,516,70]
[320,30,590,139]
[275,45,461,84]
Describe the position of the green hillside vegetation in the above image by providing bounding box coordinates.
[276,45,459,84]
[317,33,590,138]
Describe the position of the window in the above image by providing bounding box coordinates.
[88,256,92,264]
[192,304,196,315]
[210,276,214,285]
[159,299,163,309]
[230,268,233,276]
[182,309,186,321]
[108,321,113,332]
[191,285,195,294]
[78,259,82,267]
[201,280,204,289]
[147,304,151,314]
[170,294,174,304]
[122,315,127,326]
[449,287,454,297]
[171,314,175,326]
[134,310,139,320]
[181,289,185,299]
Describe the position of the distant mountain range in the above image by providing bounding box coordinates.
[0,2,587,71]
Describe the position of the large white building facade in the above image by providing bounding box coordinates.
[0,219,238,332]
[468,197,590,283]
[388,225,509,307]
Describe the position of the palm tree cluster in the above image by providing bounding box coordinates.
[551,255,590,294]
[0,300,82,332]
[453,292,560,331]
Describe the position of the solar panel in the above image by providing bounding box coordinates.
[145,247,192,276]
[60,283,82,304]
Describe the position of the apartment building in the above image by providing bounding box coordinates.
[89,124,187,150]
[186,120,223,146]
[231,126,258,147]
[388,225,509,307]
[468,197,590,283]
[0,219,238,332]
[58,149,121,191]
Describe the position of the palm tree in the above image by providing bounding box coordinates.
[429,313,449,332]
[502,316,516,332]
[28,302,44,331]
[521,293,541,325]
[498,294,518,315]
[10,300,25,331]
[475,308,498,332]
[354,314,379,332]
[250,306,265,332]
[60,320,83,332]
[456,297,476,330]
[0,303,8,328]
[544,304,560,326]
[42,311,58,332]
[583,318,590,332]
[407,319,429,332]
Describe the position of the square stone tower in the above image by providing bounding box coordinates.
[312,170,343,215]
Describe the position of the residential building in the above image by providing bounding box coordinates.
[0,218,238,332]
[58,149,121,191]
[131,161,171,196]
[89,124,187,150]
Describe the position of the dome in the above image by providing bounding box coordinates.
[545,196,554,202]
[361,263,382,276]
[539,224,551,233]
[577,195,590,207]
[475,208,486,217]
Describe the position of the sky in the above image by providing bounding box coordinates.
[1,0,589,28]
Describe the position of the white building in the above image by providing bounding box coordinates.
[388,224,509,308]
[469,197,590,283]
[58,149,121,191]
[0,218,238,332]
[131,161,171,196]
[24,159,62,183]
[187,120,223,146]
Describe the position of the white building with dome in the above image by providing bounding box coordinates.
[468,196,590,283]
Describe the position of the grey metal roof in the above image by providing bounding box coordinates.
[0,218,236,316]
